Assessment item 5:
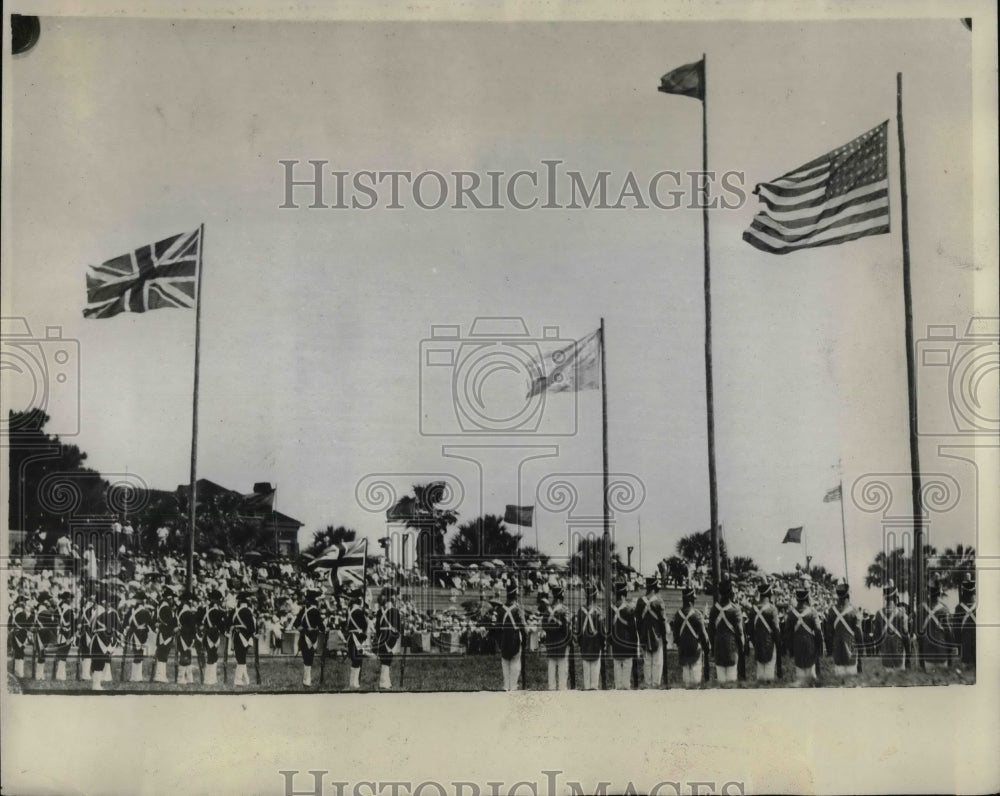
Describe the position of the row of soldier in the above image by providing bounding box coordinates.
[8,573,975,690]
[493,574,977,690]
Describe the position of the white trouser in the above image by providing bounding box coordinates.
[581,656,600,690]
[80,658,91,679]
[349,665,361,689]
[379,664,391,689]
[613,658,631,690]
[643,647,663,687]
[204,662,218,685]
[234,663,249,686]
[154,661,168,683]
[795,665,817,683]
[681,654,703,686]
[91,670,103,690]
[834,663,857,676]
[303,665,312,686]
[55,661,67,681]
[756,658,776,681]
[501,655,521,691]
[716,664,738,683]
[130,662,143,682]
[34,663,46,680]
[547,650,569,690]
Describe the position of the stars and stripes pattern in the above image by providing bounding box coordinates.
[743,122,890,254]
[83,228,201,318]
[823,484,843,503]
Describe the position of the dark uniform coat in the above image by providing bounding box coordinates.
[873,605,909,668]
[542,602,571,657]
[749,603,781,665]
[951,601,976,667]
[671,606,710,667]
[782,603,823,669]
[709,601,745,668]
[823,602,862,666]
[495,601,526,661]
[635,594,667,653]
[608,599,638,660]
[575,603,606,661]
[293,604,325,666]
[374,602,401,664]
[343,601,368,667]
[917,598,953,663]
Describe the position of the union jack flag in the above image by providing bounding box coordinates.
[83,228,201,319]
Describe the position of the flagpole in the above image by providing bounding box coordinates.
[187,222,205,591]
[600,317,610,616]
[839,479,849,582]
[701,53,722,600]
[897,73,924,614]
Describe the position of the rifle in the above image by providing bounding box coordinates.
[253,635,261,685]
[568,638,577,690]
[222,631,229,684]
[318,631,328,686]
[196,634,206,683]
[399,634,408,690]
[119,630,131,681]
[520,638,527,690]
[702,644,710,684]
[600,642,608,690]
[149,631,159,683]
[631,654,640,689]
[737,638,746,682]
[661,641,670,689]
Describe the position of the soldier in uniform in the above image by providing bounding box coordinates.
[824,581,862,677]
[575,581,605,691]
[9,595,31,678]
[917,579,953,669]
[89,589,122,690]
[541,584,571,690]
[607,579,638,690]
[635,576,668,688]
[343,586,369,690]
[31,591,57,680]
[749,581,782,683]
[201,589,228,685]
[709,578,744,684]
[78,587,96,681]
[54,590,76,681]
[125,590,153,682]
[176,590,201,684]
[951,575,976,670]
[231,590,257,687]
[872,581,908,670]
[496,581,526,692]
[670,583,711,686]
[374,586,401,690]
[782,584,823,684]
[153,585,178,683]
[293,587,325,687]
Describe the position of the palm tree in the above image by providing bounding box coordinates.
[448,514,521,560]
[933,543,976,592]
[305,525,357,558]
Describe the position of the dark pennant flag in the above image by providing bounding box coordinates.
[782,526,804,544]
[83,228,201,318]
[504,505,534,527]
[658,59,704,100]
[743,122,890,254]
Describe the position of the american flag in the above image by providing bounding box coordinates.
[743,122,890,254]
[83,228,201,318]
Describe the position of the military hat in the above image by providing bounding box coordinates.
[133,589,147,602]
[645,576,659,591]
[207,588,223,603]
[719,578,734,599]
[161,585,176,597]
[36,591,51,603]
[380,585,397,599]
[794,583,810,601]
[883,580,898,601]
[757,581,772,599]
[584,581,598,598]
[682,582,696,602]
[835,580,850,597]
[613,579,628,598]
[59,590,74,601]
[506,581,519,598]
[928,580,942,600]
[180,589,196,602]
[960,575,976,600]
[551,584,564,601]
[304,587,321,601]
[238,589,255,602]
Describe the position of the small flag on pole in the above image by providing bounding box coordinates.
[526,329,601,398]
[823,485,843,503]
[504,505,534,527]
[83,228,202,318]
[742,122,890,254]
[658,58,704,100]
[782,526,804,544]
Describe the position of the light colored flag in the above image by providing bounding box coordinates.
[743,122,890,254]
[526,329,600,398]
[823,485,843,503]
[83,228,201,318]
[310,538,368,591]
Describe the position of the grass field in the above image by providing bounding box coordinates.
[9,650,975,694]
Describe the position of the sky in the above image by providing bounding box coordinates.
[2,16,988,608]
